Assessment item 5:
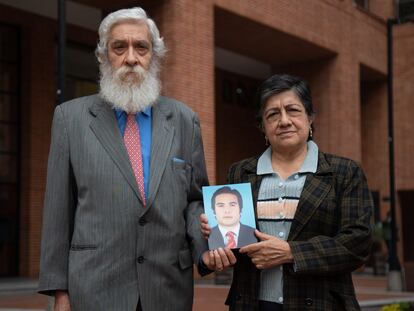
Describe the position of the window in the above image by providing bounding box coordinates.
[354,0,369,10]
[64,42,99,101]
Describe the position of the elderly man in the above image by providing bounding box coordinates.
[38,7,233,311]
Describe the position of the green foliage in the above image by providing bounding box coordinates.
[381,302,412,311]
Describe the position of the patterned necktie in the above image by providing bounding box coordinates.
[124,113,146,206]
[226,231,236,249]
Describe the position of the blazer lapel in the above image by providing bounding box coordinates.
[288,152,333,241]
[147,99,174,208]
[89,98,143,205]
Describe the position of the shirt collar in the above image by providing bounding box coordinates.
[300,140,318,173]
[257,141,319,175]
[218,223,241,238]
[114,107,152,120]
[257,147,273,175]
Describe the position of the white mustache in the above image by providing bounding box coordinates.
[116,66,146,82]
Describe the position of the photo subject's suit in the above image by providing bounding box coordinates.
[38,94,209,311]
[209,224,257,249]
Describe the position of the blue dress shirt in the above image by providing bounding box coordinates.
[115,108,152,199]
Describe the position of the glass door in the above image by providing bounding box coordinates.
[0,23,20,276]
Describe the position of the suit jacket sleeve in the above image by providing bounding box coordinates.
[38,105,76,295]
[184,114,209,272]
[289,159,373,275]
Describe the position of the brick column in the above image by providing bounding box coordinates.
[157,0,216,183]
[394,23,414,267]
[394,23,414,190]
[317,54,362,161]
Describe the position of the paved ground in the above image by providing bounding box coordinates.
[0,273,413,311]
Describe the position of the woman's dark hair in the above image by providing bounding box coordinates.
[257,74,315,131]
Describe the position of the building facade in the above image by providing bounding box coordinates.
[0,0,413,288]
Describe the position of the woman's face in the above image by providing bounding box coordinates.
[262,90,312,154]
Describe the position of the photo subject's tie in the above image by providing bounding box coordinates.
[226,231,236,248]
[124,113,146,206]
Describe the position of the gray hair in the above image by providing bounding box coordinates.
[95,7,166,63]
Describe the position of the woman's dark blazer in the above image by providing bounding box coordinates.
[225,151,373,311]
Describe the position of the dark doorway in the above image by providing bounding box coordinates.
[399,190,414,262]
[215,69,263,184]
[0,23,21,276]
[400,190,414,291]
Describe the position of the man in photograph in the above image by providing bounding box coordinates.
[209,186,257,250]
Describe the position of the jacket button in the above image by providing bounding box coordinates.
[137,256,145,264]
[139,217,147,226]
[305,298,313,306]
[236,294,242,301]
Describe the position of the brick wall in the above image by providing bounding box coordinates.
[1,0,413,278]
[394,23,414,191]
[0,4,56,278]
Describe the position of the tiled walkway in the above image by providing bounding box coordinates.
[0,274,413,311]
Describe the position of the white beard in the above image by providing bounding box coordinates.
[99,60,161,113]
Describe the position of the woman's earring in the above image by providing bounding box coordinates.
[309,127,313,139]
[265,136,269,146]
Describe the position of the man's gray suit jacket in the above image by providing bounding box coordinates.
[38,94,209,311]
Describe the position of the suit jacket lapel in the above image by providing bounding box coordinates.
[211,227,225,248]
[147,99,174,208]
[288,152,333,241]
[89,98,143,205]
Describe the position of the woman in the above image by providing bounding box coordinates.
[201,74,373,311]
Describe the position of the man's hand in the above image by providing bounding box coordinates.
[239,230,293,270]
[202,248,237,271]
[200,213,211,240]
[54,291,71,311]
[200,213,236,270]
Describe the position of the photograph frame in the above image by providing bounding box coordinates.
[203,183,257,250]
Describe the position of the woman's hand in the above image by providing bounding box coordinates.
[200,213,211,240]
[239,230,294,270]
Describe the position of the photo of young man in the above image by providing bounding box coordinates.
[209,186,257,249]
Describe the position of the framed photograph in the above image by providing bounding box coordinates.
[202,183,257,250]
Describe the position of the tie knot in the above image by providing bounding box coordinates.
[226,231,235,238]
